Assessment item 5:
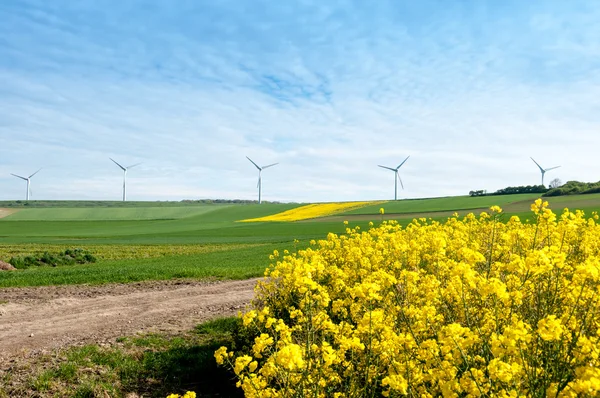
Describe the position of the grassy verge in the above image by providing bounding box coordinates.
[0,317,242,398]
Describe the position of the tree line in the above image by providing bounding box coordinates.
[470,180,600,197]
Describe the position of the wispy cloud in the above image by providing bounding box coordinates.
[1,0,599,202]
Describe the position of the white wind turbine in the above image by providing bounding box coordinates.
[110,158,141,201]
[378,155,410,200]
[246,156,278,204]
[11,169,42,201]
[530,157,560,187]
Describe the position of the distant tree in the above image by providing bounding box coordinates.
[543,180,600,196]
[492,185,548,195]
[469,190,486,197]
[549,178,562,189]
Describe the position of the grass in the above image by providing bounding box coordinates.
[341,193,600,216]
[0,242,301,287]
[0,203,305,244]
[1,205,232,221]
[0,317,242,398]
[341,193,540,215]
[0,202,349,288]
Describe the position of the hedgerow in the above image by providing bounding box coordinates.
[9,248,96,269]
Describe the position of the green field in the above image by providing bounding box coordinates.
[2,194,600,288]
[343,193,540,214]
[337,193,600,224]
[0,205,233,221]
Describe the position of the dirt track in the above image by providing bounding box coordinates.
[0,278,257,363]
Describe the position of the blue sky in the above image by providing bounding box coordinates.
[1,0,599,202]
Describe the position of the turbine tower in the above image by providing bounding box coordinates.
[246,156,278,204]
[11,169,42,201]
[378,156,410,200]
[530,157,560,187]
[110,158,141,201]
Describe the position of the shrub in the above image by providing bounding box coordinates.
[492,185,548,195]
[468,190,486,197]
[543,180,600,197]
[217,200,600,397]
[8,248,97,269]
[40,251,59,266]
[83,253,97,263]
[24,255,39,267]
[9,256,26,269]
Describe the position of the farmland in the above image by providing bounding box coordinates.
[2,194,600,397]
[2,194,600,288]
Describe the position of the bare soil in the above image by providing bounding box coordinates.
[0,208,17,219]
[0,261,16,271]
[0,278,257,366]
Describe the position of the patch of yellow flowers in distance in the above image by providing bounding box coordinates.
[240,201,381,222]
[215,200,600,397]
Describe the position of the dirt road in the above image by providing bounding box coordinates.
[0,278,257,361]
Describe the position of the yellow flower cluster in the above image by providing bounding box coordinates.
[217,199,600,397]
[240,202,378,222]
[166,392,196,398]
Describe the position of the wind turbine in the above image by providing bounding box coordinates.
[110,158,141,201]
[378,156,410,200]
[530,157,560,187]
[246,156,278,204]
[11,169,42,201]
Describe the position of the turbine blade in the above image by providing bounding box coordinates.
[378,165,396,172]
[261,162,278,169]
[110,158,126,171]
[246,156,261,170]
[28,168,42,178]
[398,173,404,190]
[545,166,561,171]
[127,162,142,169]
[257,176,261,188]
[397,155,410,169]
[530,157,544,172]
[11,173,28,181]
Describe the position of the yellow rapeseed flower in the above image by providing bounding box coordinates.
[240,201,380,222]
[537,315,564,341]
[217,201,600,397]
